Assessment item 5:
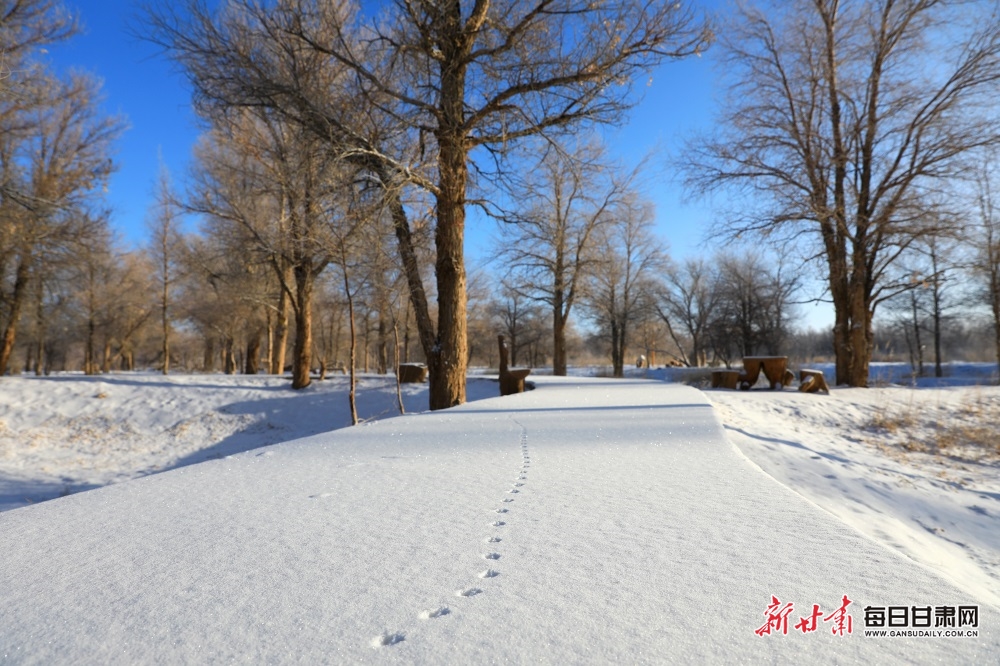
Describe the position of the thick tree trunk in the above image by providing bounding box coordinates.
[381,171,435,365]
[291,264,314,389]
[553,300,567,376]
[611,320,624,378]
[223,336,236,374]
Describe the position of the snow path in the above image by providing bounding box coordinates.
[0,378,995,663]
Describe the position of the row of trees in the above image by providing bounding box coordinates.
[1,0,126,377]
[7,0,1000,403]
[684,0,1000,386]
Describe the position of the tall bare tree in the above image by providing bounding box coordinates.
[973,160,1000,382]
[684,0,1000,386]
[495,141,631,375]
[142,0,709,408]
[656,257,719,367]
[187,113,342,388]
[0,71,123,374]
[147,165,184,375]
[585,196,665,377]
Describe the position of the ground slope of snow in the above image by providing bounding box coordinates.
[1,377,995,663]
[0,373,497,511]
[707,385,1000,608]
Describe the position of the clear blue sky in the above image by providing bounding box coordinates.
[46,0,833,327]
[47,1,719,247]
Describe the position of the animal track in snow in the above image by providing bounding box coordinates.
[457,587,483,597]
[503,498,515,503]
[479,569,500,579]
[508,489,520,494]
[308,492,334,499]
[486,536,502,543]
[483,552,501,560]
[419,607,450,619]
[495,508,508,513]
[492,521,506,527]
[513,482,524,487]
[371,631,405,647]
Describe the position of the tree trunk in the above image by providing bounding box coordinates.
[377,311,388,375]
[553,301,567,376]
[0,258,31,376]
[271,277,290,375]
[991,257,1000,384]
[931,251,944,378]
[161,279,170,375]
[102,339,112,374]
[393,321,405,415]
[245,329,261,374]
[204,335,216,372]
[223,336,236,374]
[611,319,624,378]
[910,290,924,377]
[291,264,314,389]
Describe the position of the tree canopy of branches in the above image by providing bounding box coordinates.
[495,141,634,375]
[0,68,124,374]
[585,196,664,377]
[142,0,709,408]
[684,0,1000,386]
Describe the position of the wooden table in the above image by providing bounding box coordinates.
[741,356,789,390]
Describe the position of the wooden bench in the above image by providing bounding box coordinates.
[798,369,830,394]
[711,369,741,389]
[498,335,531,396]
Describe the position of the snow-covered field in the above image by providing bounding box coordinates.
[1,367,997,662]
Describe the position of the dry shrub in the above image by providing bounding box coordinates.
[870,389,1000,460]
[868,400,917,435]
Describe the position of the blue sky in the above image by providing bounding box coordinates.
[48,0,834,325]
[47,1,718,248]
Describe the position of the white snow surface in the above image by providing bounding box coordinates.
[1,371,997,663]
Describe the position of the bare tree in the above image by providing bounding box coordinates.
[655,257,719,367]
[489,280,546,368]
[585,196,665,377]
[495,141,631,374]
[684,0,1000,386]
[147,165,184,375]
[0,71,123,374]
[707,252,798,362]
[142,0,709,408]
[0,0,77,103]
[973,160,1000,381]
[187,113,343,388]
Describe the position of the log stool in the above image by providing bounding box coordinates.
[798,369,830,394]
[498,335,531,396]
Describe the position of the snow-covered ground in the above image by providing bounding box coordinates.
[0,373,499,512]
[1,368,997,662]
